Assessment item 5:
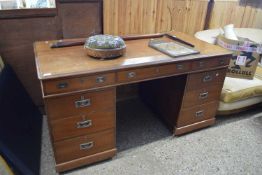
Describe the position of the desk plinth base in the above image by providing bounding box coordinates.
[174,118,215,136]
[55,148,117,173]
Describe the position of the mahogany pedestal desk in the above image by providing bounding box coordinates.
[34,31,231,172]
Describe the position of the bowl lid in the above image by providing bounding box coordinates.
[85,35,126,49]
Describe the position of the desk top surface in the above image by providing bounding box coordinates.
[34,31,231,80]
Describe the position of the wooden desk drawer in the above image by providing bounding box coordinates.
[177,101,218,127]
[51,109,115,141]
[46,88,115,120]
[192,56,230,70]
[117,67,158,83]
[158,62,191,75]
[186,68,227,91]
[54,129,115,163]
[43,73,116,95]
[182,84,223,108]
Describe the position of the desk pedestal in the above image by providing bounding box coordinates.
[140,68,226,135]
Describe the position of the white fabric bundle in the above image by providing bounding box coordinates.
[222,24,238,40]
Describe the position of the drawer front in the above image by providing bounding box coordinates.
[182,84,223,108]
[45,88,115,120]
[158,62,191,75]
[51,109,115,141]
[177,101,218,127]
[117,67,158,83]
[54,129,115,163]
[192,56,230,70]
[186,68,227,91]
[43,73,116,95]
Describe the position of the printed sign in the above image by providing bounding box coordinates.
[236,56,247,66]
[217,34,260,79]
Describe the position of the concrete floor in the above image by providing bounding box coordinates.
[40,99,262,175]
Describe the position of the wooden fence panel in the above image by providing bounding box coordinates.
[209,0,262,29]
[241,1,262,28]
[104,0,209,35]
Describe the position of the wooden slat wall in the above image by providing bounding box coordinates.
[241,0,262,28]
[104,0,209,36]
[209,0,262,29]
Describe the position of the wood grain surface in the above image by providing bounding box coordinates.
[35,31,231,81]
[55,148,116,172]
[50,108,115,141]
[186,68,227,91]
[177,101,219,127]
[209,0,262,29]
[104,0,262,36]
[103,0,209,36]
[54,129,115,163]
[182,84,223,108]
[37,32,232,172]
[44,72,116,95]
[174,118,215,136]
[45,87,116,120]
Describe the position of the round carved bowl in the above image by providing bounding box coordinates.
[85,45,126,59]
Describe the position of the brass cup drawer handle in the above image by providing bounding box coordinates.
[57,82,68,89]
[195,110,204,118]
[127,72,136,78]
[199,61,205,67]
[80,141,94,150]
[199,92,209,99]
[76,120,92,129]
[176,64,184,70]
[219,59,225,65]
[203,75,213,82]
[96,76,106,83]
[75,96,91,108]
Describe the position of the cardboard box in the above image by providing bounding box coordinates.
[217,35,262,79]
